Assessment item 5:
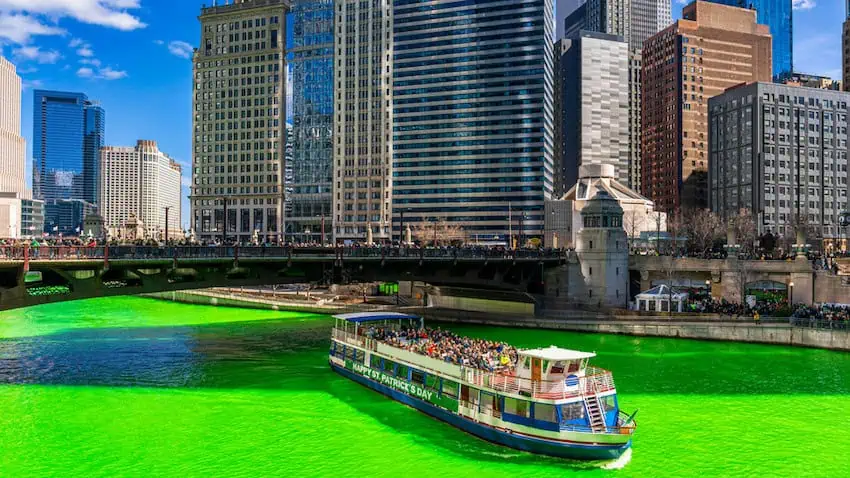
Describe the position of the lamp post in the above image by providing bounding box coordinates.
[320,213,326,246]
[399,209,405,245]
[163,206,171,244]
[705,279,711,298]
[220,198,228,245]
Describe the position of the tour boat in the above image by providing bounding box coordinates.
[329,312,636,460]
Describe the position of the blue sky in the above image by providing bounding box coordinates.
[0,1,843,229]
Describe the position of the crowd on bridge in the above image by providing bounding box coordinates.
[367,326,518,371]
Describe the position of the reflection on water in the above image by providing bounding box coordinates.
[0,297,848,478]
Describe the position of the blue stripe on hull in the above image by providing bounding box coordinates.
[330,362,630,461]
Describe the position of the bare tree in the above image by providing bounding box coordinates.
[734,208,758,256]
[411,218,466,246]
[666,210,685,255]
[682,208,723,257]
[623,209,648,250]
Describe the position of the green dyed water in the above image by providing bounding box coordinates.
[0,298,848,477]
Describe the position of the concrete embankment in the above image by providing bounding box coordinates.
[146,290,850,352]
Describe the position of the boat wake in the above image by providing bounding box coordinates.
[601,448,632,470]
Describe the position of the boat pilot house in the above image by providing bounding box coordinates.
[329,312,636,461]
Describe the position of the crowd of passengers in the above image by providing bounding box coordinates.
[366,326,518,371]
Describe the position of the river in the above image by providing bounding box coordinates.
[0,297,847,477]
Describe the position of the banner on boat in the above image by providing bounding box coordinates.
[346,360,458,411]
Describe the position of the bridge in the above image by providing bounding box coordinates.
[0,246,565,311]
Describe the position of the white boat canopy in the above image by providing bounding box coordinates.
[518,346,596,361]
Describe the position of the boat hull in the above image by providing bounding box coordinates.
[331,361,631,461]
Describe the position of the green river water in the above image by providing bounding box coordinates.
[0,297,848,477]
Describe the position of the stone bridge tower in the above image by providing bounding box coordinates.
[573,190,629,308]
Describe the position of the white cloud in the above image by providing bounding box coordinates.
[13,45,61,64]
[77,64,127,80]
[98,66,126,79]
[792,0,816,10]
[166,40,193,59]
[0,13,64,44]
[17,66,38,73]
[22,78,44,89]
[68,37,84,47]
[79,57,101,66]
[153,39,163,45]
[0,0,145,31]
[76,46,94,57]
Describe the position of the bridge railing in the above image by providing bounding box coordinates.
[0,245,565,262]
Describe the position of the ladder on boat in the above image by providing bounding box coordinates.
[583,382,606,433]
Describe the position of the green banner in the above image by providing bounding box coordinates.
[346,360,458,412]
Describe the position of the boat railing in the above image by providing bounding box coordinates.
[331,328,378,351]
[464,367,616,401]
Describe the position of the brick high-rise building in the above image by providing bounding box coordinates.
[641,1,771,212]
[191,0,289,244]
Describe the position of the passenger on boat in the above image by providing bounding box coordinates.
[366,326,518,371]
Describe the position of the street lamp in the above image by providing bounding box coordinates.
[163,206,171,244]
[705,279,711,297]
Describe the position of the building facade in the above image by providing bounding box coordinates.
[641,1,771,212]
[100,140,182,239]
[191,0,289,244]
[0,57,25,199]
[565,0,670,192]
[709,83,850,245]
[332,0,393,243]
[32,90,104,234]
[560,31,629,189]
[287,0,333,243]
[392,0,555,245]
[841,0,850,91]
[705,0,792,81]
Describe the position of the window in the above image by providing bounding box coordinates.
[534,403,557,423]
[561,403,585,421]
[504,397,530,418]
[442,380,458,399]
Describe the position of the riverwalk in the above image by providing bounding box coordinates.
[144,289,850,352]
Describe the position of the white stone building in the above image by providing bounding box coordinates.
[0,56,31,239]
[99,140,182,239]
[191,0,288,244]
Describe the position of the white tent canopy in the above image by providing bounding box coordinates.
[635,285,689,313]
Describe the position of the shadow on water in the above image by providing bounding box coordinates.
[1,317,849,396]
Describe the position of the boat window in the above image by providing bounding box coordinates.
[397,364,409,380]
[442,380,458,399]
[370,355,382,370]
[334,343,345,359]
[567,361,580,373]
[561,403,585,421]
[411,369,425,385]
[425,374,439,390]
[534,403,557,423]
[355,349,366,364]
[383,359,397,374]
[345,347,357,361]
[504,397,530,418]
[602,395,617,413]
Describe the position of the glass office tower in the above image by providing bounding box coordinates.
[287,0,333,243]
[392,0,555,244]
[707,0,792,80]
[32,90,105,234]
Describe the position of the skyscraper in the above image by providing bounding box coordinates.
[100,140,182,239]
[32,90,104,234]
[392,0,555,244]
[560,32,630,189]
[287,0,333,243]
[843,2,850,92]
[191,0,289,244]
[333,0,393,243]
[0,56,27,239]
[642,1,771,212]
[556,0,586,39]
[704,0,792,81]
[0,57,25,197]
[564,0,671,192]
